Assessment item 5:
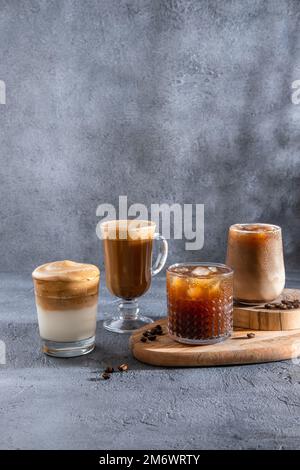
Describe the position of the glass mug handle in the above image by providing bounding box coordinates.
[151,233,168,276]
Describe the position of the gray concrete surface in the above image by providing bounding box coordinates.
[1,0,300,272]
[1,272,300,450]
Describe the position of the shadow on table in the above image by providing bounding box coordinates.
[1,320,161,372]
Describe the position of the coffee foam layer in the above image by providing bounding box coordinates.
[100,219,156,240]
[230,223,280,233]
[32,260,100,302]
[32,260,100,282]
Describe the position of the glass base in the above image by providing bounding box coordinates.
[104,316,153,334]
[42,336,95,357]
[168,332,231,345]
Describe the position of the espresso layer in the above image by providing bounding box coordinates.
[35,293,99,311]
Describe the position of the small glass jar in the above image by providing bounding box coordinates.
[167,263,233,345]
[32,260,100,357]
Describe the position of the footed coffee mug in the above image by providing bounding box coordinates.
[101,220,168,333]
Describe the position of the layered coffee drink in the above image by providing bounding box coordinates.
[101,219,168,333]
[32,260,100,357]
[167,263,233,345]
[226,224,285,304]
[101,220,155,300]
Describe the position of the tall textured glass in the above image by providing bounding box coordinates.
[226,223,285,304]
[167,263,233,345]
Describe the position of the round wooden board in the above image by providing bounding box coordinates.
[233,288,300,331]
[130,319,300,367]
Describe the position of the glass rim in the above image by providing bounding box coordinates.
[100,219,156,232]
[229,223,281,233]
[167,262,233,278]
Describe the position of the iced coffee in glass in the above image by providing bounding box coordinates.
[167,263,233,345]
[226,223,285,304]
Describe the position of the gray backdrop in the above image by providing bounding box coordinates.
[1,0,300,273]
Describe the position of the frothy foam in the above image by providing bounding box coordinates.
[100,219,156,240]
[32,260,100,282]
[230,223,280,233]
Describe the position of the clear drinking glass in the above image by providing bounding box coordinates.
[101,220,168,333]
[32,260,100,357]
[167,262,233,345]
[226,223,285,304]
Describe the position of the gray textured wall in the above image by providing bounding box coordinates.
[1,0,300,273]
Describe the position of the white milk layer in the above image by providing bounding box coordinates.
[37,304,98,342]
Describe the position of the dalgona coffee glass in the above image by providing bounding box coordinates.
[32,260,100,357]
[101,220,168,333]
[226,223,285,304]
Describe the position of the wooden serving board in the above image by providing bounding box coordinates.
[130,319,300,367]
[233,288,300,331]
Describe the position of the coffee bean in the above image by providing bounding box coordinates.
[101,372,110,380]
[118,363,129,372]
[105,366,114,374]
[264,304,273,309]
[143,330,152,337]
[281,305,288,310]
[247,333,256,339]
[141,337,147,343]
[148,335,157,341]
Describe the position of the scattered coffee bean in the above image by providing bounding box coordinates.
[105,366,114,374]
[247,333,256,339]
[264,300,300,310]
[118,363,129,372]
[143,330,152,337]
[148,334,157,341]
[140,336,147,343]
[101,372,110,380]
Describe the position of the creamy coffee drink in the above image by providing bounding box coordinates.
[32,260,100,356]
[101,220,155,300]
[226,224,285,304]
[100,219,168,333]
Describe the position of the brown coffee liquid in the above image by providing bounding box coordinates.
[103,237,153,299]
[167,265,233,343]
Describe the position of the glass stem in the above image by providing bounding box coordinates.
[118,299,140,320]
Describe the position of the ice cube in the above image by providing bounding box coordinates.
[191,266,211,277]
[175,266,189,274]
[187,286,203,299]
[208,266,218,273]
